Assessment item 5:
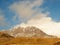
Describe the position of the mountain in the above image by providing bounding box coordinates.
[0,26,58,45]
[0,32,14,39]
[0,26,57,38]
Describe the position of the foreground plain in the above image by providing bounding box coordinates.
[0,37,60,45]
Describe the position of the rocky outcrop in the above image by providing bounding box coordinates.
[0,26,57,38]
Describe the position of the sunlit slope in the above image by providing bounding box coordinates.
[0,26,57,38]
[1,37,60,45]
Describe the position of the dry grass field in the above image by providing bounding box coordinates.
[0,37,60,45]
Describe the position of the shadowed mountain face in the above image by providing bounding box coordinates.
[0,26,57,38]
[0,32,14,39]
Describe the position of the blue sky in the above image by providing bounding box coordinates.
[43,0,60,22]
[0,0,60,30]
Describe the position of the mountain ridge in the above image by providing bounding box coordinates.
[0,26,57,38]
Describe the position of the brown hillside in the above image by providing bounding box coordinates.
[1,37,60,45]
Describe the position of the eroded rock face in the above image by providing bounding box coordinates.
[0,26,57,38]
[24,26,47,37]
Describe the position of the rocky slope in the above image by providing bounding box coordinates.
[0,26,57,38]
[0,32,14,39]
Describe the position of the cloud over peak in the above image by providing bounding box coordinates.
[9,0,60,37]
[9,0,44,19]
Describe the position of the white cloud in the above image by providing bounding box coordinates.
[0,15,7,26]
[19,16,60,37]
[9,0,60,37]
[0,10,6,26]
[0,10,10,27]
[9,0,44,19]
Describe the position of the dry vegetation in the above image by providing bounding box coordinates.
[0,37,60,45]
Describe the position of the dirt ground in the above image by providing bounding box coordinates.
[0,37,60,45]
